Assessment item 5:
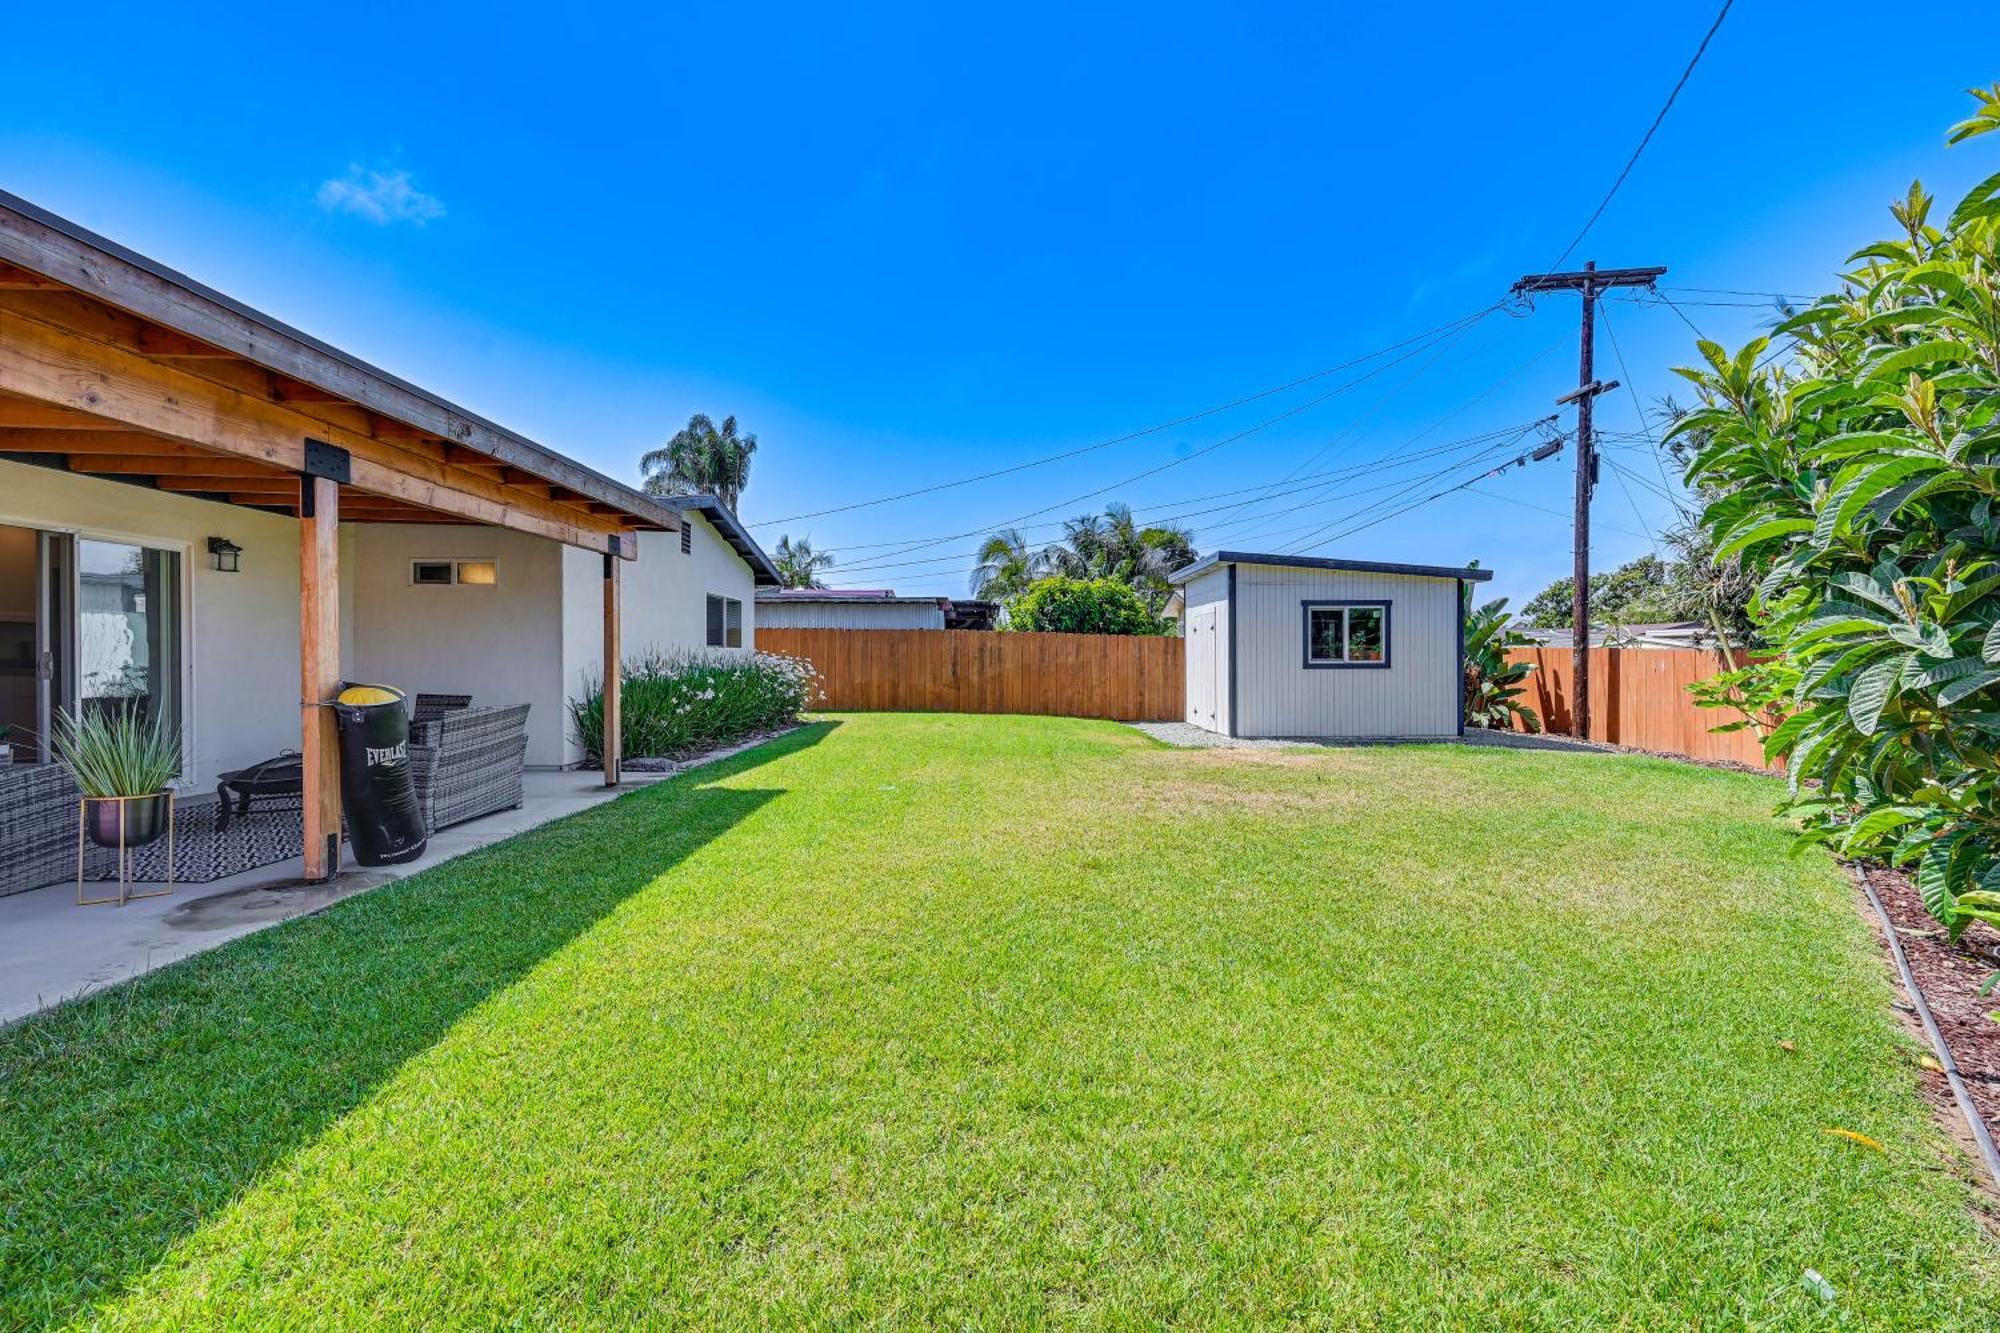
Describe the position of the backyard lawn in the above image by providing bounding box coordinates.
[4,713,1999,1327]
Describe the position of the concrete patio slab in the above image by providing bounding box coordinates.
[0,768,668,1026]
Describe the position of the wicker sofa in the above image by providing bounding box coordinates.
[0,763,81,896]
[408,702,531,833]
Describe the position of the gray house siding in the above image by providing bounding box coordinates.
[755,599,946,630]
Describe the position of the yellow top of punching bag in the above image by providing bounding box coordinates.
[336,685,402,706]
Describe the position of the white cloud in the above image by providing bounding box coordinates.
[316,165,445,226]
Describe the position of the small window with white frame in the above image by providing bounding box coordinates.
[706,594,743,648]
[411,559,498,587]
[1303,600,1389,668]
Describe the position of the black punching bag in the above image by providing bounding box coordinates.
[332,684,428,866]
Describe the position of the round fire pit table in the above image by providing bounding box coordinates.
[214,753,303,830]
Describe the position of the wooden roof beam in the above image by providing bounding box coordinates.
[0,428,218,455]
[135,326,237,358]
[0,310,637,555]
[0,261,61,290]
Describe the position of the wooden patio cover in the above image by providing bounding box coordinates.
[0,191,663,877]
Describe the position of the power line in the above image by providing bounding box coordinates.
[813,313,1501,569]
[1660,284,1818,302]
[1463,484,1653,543]
[1209,325,1572,548]
[858,436,1558,591]
[1277,421,1553,554]
[751,303,1499,527]
[1544,0,1735,272]
[1290,434,1562,552]
[1595,298,1684,505]
[830,425,1544,579]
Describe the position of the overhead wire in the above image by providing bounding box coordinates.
[752,302,1501,528]
[829,424,1545,580]
[810,309,1505,569]
[1542,0,1735,272]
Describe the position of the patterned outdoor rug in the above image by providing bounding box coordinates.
[81,795,311,885]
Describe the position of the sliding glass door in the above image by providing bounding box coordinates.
[0,526,182,762]
[75,538,180,736]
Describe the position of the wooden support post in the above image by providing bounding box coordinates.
[300,473,341,880]
[602,547,621,787]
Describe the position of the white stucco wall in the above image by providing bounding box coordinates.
[754,598,946,630]
[345,524,571,766]
[558,511,761,762]
[1230,563,1460,739]
[0,459,303,790]
[6,463,766,778]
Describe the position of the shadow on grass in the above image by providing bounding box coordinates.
[0,722,837,1330]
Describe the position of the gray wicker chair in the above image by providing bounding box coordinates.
[409,704,530,832]
[411,693,474,726]
[0,764,81,896]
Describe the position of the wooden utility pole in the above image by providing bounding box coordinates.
[1510,261,1666,740]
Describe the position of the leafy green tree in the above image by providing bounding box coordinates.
[1523,555,1678,628]
[1042,503,1197,611]
[1005,577,1171,635]
[772,535,834,589]
[641,413,758,512]
[1677,89,2000,938]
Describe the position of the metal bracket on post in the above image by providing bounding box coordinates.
[603,533,621,577]
[302,439,352,485]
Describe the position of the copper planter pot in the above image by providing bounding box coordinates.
[84,792,171,848]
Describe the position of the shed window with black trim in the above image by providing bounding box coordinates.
[706,594,743,648]
[1303,601,1389,667]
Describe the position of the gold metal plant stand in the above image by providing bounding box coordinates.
[76,792,175,907]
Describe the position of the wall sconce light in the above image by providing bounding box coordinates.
[207,536,243,573]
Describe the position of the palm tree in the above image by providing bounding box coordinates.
[773,535,835,589]
[970,528,1047,601]
[1044,503,1196,611]
[641,413,758,512]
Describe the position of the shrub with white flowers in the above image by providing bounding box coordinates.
[569,648,821,762]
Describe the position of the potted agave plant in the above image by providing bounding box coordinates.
[52,706,180,848]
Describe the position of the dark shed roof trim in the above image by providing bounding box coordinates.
[1169,550,1494,586]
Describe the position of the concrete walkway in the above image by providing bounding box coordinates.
[0,768,669,1025]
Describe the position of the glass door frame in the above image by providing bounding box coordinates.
[0,513,193,780]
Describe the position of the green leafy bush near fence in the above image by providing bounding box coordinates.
[1677,90,2000,936]
[1005,576,1174,635]
[570,649,819,761]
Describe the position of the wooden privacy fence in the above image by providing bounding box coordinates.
[759,628,1184,721]
[1505,646,1776,769]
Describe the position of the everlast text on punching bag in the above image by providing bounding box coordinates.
[332,684,428,865]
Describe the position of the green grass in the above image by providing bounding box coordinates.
[2,714,1997,1328]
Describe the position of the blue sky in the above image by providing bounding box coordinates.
[3,3,1998,608]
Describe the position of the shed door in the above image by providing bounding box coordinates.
[1187,605,1218,729]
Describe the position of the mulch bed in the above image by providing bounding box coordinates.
[1856,863,2000,1149]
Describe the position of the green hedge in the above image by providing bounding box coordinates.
[570,649,819,762]
[1004,576,1173,635]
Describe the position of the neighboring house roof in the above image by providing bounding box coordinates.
[656,495,783,586]
[0,189,678,537]
[756,589,948,606]
[1168,550,1495,586]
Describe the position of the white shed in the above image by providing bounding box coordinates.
[1171,551,1491,740]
